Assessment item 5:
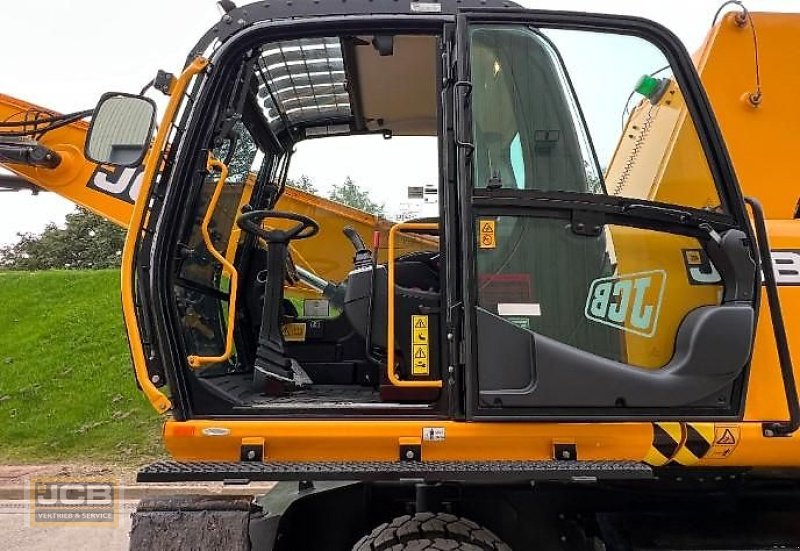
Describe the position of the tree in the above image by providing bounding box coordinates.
[286,174,318,194]
[328,176,384,216]
[215,122,258,183]
[0,207,125,271]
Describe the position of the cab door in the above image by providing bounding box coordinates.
[453,10,759,419]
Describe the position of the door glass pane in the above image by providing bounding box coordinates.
[476,217,722,368]
[469,25,724,213]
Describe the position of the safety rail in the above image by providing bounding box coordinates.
[387,222,443,388]
[187,155,240,368]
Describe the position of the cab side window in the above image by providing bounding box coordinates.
[469,25,724,369]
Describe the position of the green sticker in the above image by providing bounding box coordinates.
[507,317,531,330]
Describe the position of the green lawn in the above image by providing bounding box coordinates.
[0,270,164,463]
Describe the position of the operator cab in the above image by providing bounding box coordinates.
[119,3,760,421]
[175,31,447,413]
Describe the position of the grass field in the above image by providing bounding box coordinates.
[0,270,163,463]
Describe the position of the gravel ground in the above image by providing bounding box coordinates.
[0,463,276,550]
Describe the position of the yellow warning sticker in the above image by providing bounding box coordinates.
[707,425,740,459]
[478,220,496,249]
[412,315,429,345]
[281,322,307,342]
[684,249,703,265]
[412,344,429,375]
[411,315,430,375]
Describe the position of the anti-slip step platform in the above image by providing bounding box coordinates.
[138,460,652,483]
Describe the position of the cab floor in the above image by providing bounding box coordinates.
[203,372,423,409]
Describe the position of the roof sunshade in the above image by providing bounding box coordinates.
[256,37,352,129]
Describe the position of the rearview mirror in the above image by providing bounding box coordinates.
[85,92,156,167]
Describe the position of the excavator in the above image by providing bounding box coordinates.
[2,1,800,549]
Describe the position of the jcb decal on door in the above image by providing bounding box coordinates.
[584,270,666,337]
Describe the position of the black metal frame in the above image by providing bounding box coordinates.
[145,14,459,421]
[186,0,525,64]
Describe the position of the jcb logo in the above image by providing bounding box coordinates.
[584,270,666,338]
[684,248,800,286]
[35,483,114,505]
[86,164,144,204]
[28,479,119,526]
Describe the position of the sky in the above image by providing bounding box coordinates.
[2,0,799,243]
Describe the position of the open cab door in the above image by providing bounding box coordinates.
[453,10,760,419]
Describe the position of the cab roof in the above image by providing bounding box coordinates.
[189,0,523,61]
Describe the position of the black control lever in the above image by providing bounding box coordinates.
[343,226,367,251]
[343,226,372,269]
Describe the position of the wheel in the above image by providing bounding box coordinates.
[353,513,511,551]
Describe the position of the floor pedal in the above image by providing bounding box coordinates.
[289,359,313,387]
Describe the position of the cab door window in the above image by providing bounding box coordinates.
[470,26,723,210]
[470,26,727,368]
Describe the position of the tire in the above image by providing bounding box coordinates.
[353,513,511,551]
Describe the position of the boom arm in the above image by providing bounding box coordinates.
[0,93,134,227]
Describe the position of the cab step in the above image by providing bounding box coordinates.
[138,459,652,483]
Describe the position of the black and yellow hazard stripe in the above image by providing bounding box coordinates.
[644,422,683,466]
[671,422,715,466]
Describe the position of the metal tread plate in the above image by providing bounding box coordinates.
[138,459,652,483]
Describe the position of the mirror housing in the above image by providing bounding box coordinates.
[85,92,156,167]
